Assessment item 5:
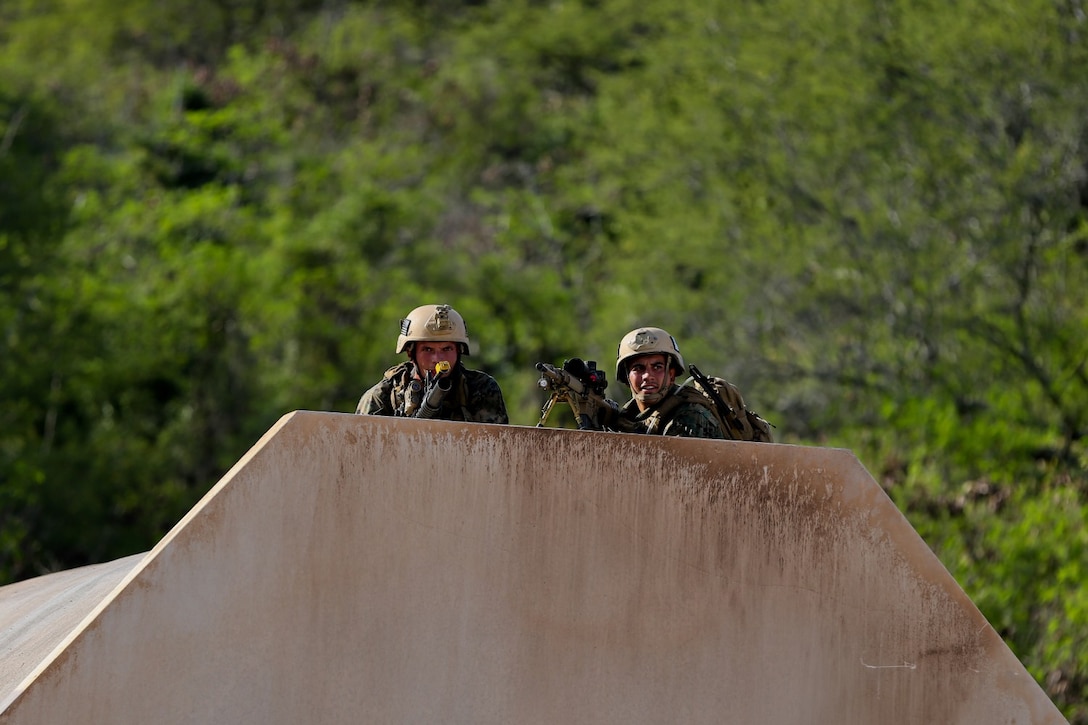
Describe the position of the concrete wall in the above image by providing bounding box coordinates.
[0,555,144,701]
[0,412,1068,724]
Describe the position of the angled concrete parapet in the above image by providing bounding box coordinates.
[0,412,1069,724]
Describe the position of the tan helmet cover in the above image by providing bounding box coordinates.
[395,304,472,355]
[615,327,684,385]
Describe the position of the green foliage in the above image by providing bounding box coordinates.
[1,0,1086,718]
[968,486,1088,721]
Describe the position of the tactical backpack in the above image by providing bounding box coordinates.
[681,365,774,442]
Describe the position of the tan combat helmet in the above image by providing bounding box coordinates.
[615,327,684,385]
[395,304,472,355]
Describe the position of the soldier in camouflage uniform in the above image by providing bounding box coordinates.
[613,327,725,439]
[356,304,508,424]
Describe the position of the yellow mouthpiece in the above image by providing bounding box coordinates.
[435,361,451,374]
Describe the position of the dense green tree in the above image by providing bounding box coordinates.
[0,0,1085,717]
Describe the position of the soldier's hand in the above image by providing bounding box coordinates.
[594,398,624,431]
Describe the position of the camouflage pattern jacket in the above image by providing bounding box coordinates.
[356,361,509,424]
[619,385,725,439]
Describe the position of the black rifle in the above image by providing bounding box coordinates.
[404,361,453,418]
[687,363,746,436]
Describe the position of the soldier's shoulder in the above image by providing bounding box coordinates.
[357,381,392,414]
[463,367,503,391]
[669,401,726,438]
[673,385,714,408]
[357,362,411,415]
[670,400,716,422]
[462,367,508,423]
[382,361,413,380]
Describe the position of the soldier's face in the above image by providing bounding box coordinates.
[413,342,459,376]
[627,354,675,410]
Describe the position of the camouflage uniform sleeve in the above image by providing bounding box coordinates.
[662,403,726,439]
[356,378,395,415]
[464,370,509,424]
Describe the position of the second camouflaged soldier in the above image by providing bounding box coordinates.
[356,304,509,424]
[613,326,725,439]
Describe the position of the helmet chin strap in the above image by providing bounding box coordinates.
[633,389,666,406]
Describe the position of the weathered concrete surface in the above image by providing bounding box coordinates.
[0,554,144,702]
[0,412,1068,724]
